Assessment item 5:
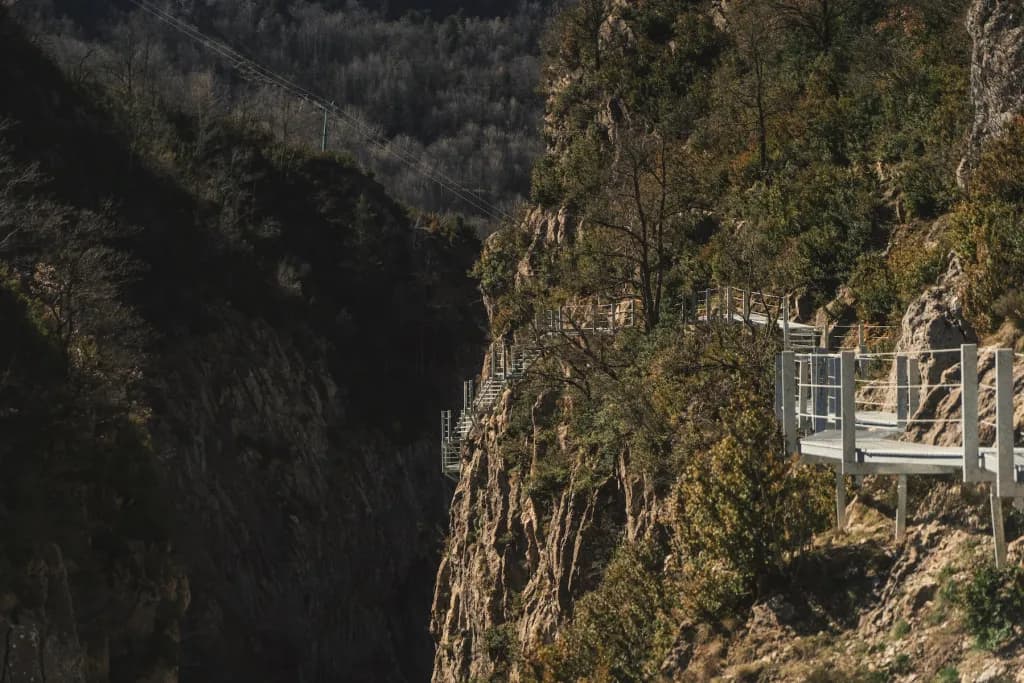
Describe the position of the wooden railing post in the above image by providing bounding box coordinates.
[725,286,733,321]
[962,344,981,482]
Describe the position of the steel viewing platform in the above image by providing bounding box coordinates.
[776,344,1024,567]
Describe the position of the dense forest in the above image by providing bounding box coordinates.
[13,0,556,223]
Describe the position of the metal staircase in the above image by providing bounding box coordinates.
[441,342,545,479]
[441,299,637,480]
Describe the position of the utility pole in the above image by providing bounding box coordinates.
[321,105,329,152]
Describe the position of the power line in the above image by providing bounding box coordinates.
[123,0,511,222]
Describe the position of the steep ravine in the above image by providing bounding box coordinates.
[0,11,485,682]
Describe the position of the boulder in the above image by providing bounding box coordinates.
[894,253,976,389]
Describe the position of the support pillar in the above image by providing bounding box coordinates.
[725,286,733,322]
[857,323,865,354]
[962,344,981,482]
[895,474,907,543]
[995,349,1016,498]
[896,355,909,430]
[799,359,811,431]
[908,357,921,417]
[835,468,847,533]
[812,353,828,433]
[783,296,791,350]
[991,485,1007,569]
[841,350,856,468]
[742,289,751,321]
[775,353,783,422]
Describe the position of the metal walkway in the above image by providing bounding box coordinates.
[776,345,1024,566]
[441,298,640,479]
[440,286,897,480]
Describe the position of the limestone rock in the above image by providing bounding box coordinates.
[958,0,1024,188]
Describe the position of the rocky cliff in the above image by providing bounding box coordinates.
[958,0,1024,188]
[432,0,1024,679]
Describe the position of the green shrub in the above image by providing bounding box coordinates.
[848,252,899,323]
[955,564,1024,650]
[534,543,673,682]
[484,624,517,664]
[675,394,832,616]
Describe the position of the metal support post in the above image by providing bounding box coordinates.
[813,354,829,433]
[836,468,847,533]
[857,323,865,354]
[992,485,1007,569]
[996,349,1015,498]
[782,351,797,455]
[725,286,733,321]
[775,353,783,422]
[895,474,907,543]
[908,357,921,417]
[962,344,982,482]
[742,289,751,321]
[896,355,909,430]
[783,296,791,350]
[799,358,811,431]
[821,323,830,351]
[841,350,856,467]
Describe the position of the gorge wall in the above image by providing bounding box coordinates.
[0,11,483,682]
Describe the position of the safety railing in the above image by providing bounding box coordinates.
[776,344,1024,566]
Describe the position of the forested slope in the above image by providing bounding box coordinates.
[0,8,482,681]
[433,0,1024,680]
[15,0,555,222]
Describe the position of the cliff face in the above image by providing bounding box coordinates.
[432,0,1024,680]
[430,385,658,681]
[958,0,1024,188]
